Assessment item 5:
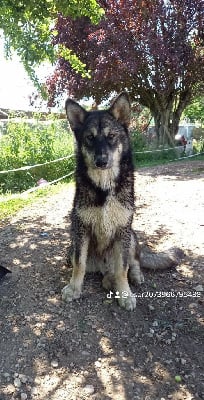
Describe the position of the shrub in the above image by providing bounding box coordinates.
[0,118,75,193]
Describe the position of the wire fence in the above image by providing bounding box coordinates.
[0,146,203,203]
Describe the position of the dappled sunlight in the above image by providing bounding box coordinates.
[0,164,203,400]
[47,297,61,306]
[177,264,194,279]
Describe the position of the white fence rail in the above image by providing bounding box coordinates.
[0,154,74,175]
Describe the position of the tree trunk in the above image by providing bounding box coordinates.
[152,92,192,146]
[153,108,175,147]
[139,87,192,147]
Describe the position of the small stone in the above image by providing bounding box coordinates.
[84,384,95,395]
[148,305,155,311]
[149,328,154,334]
[14,378,21,388]
[194,284,203,292]
[152,320,159,327]
[82,351,90,356]
[189,302,198,309]
[21,393,28,400]
[119,351,125,357]
[94,361,101,368]
[181,358,186,365]
[19,374,27,384]
[51,359,59,368]
[31,387,38,396]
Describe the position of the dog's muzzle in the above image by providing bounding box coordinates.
[94,154,109,169]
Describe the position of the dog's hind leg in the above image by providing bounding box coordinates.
[62,236,89,302]
[113,241,137,311]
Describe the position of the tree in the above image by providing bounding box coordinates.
[47,0,204,145]
[0,0,104,88]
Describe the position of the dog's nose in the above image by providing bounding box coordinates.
[95,154,108,168]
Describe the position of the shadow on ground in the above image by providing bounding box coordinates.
[0,210,203,400]
[136,159,204,182]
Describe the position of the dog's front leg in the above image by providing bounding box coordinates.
[62,235,89,302]
[113,240,136,311]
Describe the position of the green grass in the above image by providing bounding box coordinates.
[0,181,74,222]
[134,150,204,168]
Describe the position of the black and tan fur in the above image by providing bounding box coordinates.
[62,93,183,311]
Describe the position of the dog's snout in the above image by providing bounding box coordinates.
[94,154,108,168]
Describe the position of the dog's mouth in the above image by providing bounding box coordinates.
[94,164,110,170]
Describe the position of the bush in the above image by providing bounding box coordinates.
[0,118,75,193]
[130,129,147,153]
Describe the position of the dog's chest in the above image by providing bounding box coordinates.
[77,196,132,252]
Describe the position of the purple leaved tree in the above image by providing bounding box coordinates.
[47,0,204,145]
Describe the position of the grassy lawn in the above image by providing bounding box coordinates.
[135,152,204,168]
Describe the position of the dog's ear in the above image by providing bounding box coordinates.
[65,99,87,133]
[109,92,131,128]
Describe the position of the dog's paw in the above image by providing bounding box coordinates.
[61,284,81,302]
[118,294,136,311]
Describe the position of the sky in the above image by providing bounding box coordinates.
[0,37,53,111]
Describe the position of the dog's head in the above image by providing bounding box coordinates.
[65,92,131,171]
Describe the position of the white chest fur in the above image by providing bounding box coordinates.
[77,196,132,253]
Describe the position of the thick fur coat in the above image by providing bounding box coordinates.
[62,93,183,311]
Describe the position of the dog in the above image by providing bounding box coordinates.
[62,92,183,311]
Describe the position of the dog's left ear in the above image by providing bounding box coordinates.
[109,92,131,128]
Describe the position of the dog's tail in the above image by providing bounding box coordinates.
[138,246,184,270]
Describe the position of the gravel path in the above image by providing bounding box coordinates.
[0,160,203,400]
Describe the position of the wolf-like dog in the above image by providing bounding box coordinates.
[62,92,183,311]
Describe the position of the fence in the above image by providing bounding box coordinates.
[0,145,203,203]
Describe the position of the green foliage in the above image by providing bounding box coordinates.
[58,45,91,79]
[193,138,204,153]
[130,130,147,153]
[0,119,75,193]
[0,0,104,88]
[183,96,204,123]
[130,126,180,167]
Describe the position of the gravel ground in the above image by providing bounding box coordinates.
[0,159,203,400]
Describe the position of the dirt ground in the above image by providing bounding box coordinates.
[0,159,203,400]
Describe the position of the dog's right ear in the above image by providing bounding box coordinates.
[65,99,87,133]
